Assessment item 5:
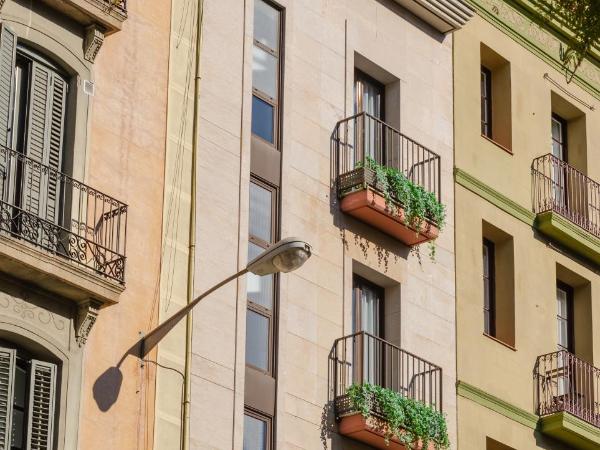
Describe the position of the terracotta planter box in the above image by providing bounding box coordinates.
[338,413,436,450]
[340,187,439,245]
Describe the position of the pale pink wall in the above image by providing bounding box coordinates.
[78,0,170,449]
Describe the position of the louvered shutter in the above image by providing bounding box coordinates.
[0,24,17,204]
[22,61,67,228]
[0,347,16,449]
[0,24,16,148]
[26,360,57,450]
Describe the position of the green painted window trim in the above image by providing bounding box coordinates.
[456,381,539,429]
[466,0,600,100]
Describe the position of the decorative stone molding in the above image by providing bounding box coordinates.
[0,0,6,11]
[76,300,101,346]
[84,25,105,63]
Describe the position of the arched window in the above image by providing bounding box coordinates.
[0,343,58,450]
[0,24,70,249]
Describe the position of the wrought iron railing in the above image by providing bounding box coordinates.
[332,112,441,202]
[535,350,600,427]
[0,145,127,283]
[532,154,600,238]
[329,331,443,417]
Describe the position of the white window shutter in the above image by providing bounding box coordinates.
[22,62,67,228]
[26,360,57,450]
[0,347,16,449]
[0,23,16,148]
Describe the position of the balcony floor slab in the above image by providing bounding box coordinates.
[540,412,600,450]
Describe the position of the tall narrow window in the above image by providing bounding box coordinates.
[482,239,496,336]
[556,282,574,353]
[245,179,276,373]
[481,66,492,138]
[243,411,270,450]
[251,0,281,146]
[551,114,568,162]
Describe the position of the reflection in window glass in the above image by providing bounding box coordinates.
[249,183,272,243]
[246,310,269,371]
[251,96,274,143]
[244,413,267,450]
[252,46,277,99]
[253,0,279,51]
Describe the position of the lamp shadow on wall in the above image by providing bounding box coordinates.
[92,338,144,412]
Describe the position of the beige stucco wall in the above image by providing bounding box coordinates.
[155,0,460,449]
[76,1,171,449]
[454,5,600,449]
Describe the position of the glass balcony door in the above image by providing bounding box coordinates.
[551,115,568,212]
[354,70,385,167]
[352,276,384,387]
[556,282,574,398]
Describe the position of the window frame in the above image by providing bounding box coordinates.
[481,65,492,138]
[251,0,284,149]
[556,280,574,353]
[243,407,272,450]
[246,177,278,375]
[551,113,568,163]
[483,238,496,337]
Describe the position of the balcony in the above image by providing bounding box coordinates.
[329,332,446,449]
[38,0,127,34]
[0,144,127,304]
[532,154,600,264]
[333,113,443,246]
[535,350,600,449]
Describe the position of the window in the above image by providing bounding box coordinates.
[482,222,515,347]
[480,43,512,151]
[482,239,495,336]
[243,410,270,450]
[556,282,574,353]
[352,276,384,338]
[0,345,58,450]
[245,179,277,373]
[251,0,282,146]
[486,437,515,450]
[480,66,492,138]
[0,25,69,248]
[551,114,568,162]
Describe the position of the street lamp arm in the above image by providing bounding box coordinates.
[139,268,248,358]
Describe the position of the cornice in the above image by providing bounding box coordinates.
[467,0,600,99]
[454,168,535,225]
[456,380,539,429]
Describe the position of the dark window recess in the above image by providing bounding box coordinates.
[481,66,492,138]
[483,239,496,336]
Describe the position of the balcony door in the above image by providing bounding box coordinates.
[354,70,385,166]
[352,276,384,386]
[556,282,574,397]
[551,114,568,212]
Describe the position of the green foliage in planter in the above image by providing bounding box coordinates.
[346,383,449,450]
[356,157,445,259]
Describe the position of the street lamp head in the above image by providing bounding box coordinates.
[247,237,312,276]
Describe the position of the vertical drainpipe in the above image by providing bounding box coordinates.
[182,0,204,448]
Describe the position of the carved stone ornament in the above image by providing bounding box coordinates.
[84,25,105,63]
[76,300,101,346]
[0,0,6,11]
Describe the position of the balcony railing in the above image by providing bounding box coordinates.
[532,154,600,238]
[535,350,600,427]
[0,145,127,283]
[332,112,441,202]
[329,331,443,415]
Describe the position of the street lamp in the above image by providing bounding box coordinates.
[139,237,312,358]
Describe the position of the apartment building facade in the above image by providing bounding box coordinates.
[0,1,169,449]
[454,1,600,449]
[154,0,473,449]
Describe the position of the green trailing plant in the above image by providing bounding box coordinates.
[539,1,600,81]
[356,157,445,259]
[346,383,449,450]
